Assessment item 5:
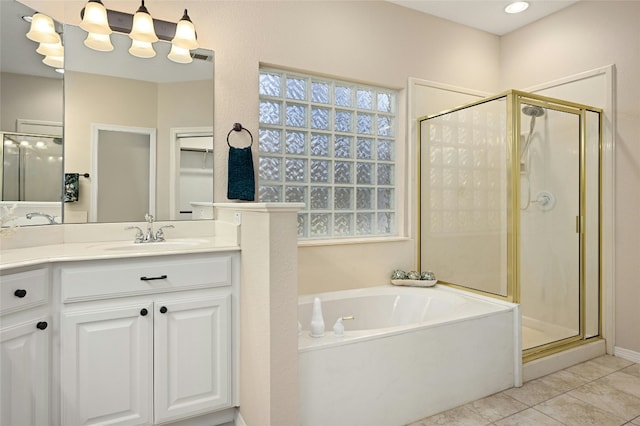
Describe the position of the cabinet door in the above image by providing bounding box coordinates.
[61,303,153,426]
[153,294,231,424]
[0,317,50,426]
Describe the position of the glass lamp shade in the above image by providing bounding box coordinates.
[84,32,114,52]
[168,44,192,64]
[36,40,64,57]
[43,55,64,68]
[26,13,59,44]
[129,1,158,43]
[129,39,156,58]
[80,0,112,35]
[171,10,198,50]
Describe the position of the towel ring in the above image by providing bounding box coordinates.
[227,123,254,148]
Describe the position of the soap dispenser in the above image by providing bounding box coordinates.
[309,297,325,338]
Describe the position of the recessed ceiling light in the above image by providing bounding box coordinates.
[505,1,530,14]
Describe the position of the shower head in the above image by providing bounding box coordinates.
[522,105,545,117]
[520,105,544,163]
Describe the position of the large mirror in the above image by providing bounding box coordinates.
[0,0,215,227]
[1,0,64,226]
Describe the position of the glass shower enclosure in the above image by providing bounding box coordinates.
[418,90,602,361]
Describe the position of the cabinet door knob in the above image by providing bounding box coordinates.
[14,289,27,298]
[140,308,148,316]
[36,321,48,330]
[160,306,168,314]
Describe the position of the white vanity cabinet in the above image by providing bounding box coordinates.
[57,252,235,426]
[0,267,51,426]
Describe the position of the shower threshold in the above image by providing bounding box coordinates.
[522,316,578,350]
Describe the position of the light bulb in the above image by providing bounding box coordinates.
[43,55,64,68]
[80,0,112,35]
[26,13,58,44]
[129,1,158,43]
[129,39,156,58]
[36,37,64,57]
[168,44,192,63]
[84,32,114,52]
[505,1,529,14]
[171,9,198,50]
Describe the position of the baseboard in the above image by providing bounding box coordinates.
[614,346,640,363]
[234,411,247,426]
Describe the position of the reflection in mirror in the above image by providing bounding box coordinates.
[64,25,214,224]
[0,1,64,227]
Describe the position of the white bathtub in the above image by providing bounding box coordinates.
[298,285,521,426]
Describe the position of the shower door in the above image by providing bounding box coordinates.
[418,90,603,362]
[518,101,581,351]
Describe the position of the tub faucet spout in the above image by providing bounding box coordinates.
[333,316,355,337]
[25,212,56,224]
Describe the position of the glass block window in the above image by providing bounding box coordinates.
[259,67,398,239]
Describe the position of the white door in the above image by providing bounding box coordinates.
[0,316,50,426]
[61,302,153,426]
[153,294,231,424]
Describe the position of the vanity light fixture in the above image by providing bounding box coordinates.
[505,1,530,14]
[129,1,158,43]
[171,9,198,50]
[80,0,113,53]
[77,1,199,63]
[26,13,58,43]
[80,0,112,35]
[24,12,65,70]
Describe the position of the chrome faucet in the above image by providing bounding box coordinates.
[126,214,174,243]
[25,212,57,224]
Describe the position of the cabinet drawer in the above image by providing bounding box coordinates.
[61,254,231,303]
[0,268,49,315]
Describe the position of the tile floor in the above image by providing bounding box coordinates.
[407,355,640,426]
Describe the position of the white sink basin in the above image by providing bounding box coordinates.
[90,239,212,252]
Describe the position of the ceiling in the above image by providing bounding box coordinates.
[388,0,579,35]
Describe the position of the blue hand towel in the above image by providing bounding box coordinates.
[227,146,255,201]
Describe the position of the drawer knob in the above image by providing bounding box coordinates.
[140,275,168,281]
[160,306,168,314]
[14,289,27,298]
[140,308,148,316]
[36,321,48,330]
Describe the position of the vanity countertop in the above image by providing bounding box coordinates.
[0,237,240,271]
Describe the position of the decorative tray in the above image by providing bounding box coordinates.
[391,279,437,288]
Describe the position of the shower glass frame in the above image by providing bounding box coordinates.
[417,89,603,361]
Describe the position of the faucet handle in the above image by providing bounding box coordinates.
[155,225,175,241]
[126,226,145,243]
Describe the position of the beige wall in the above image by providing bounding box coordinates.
[0,72,63,131]
[500,0,640,357]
